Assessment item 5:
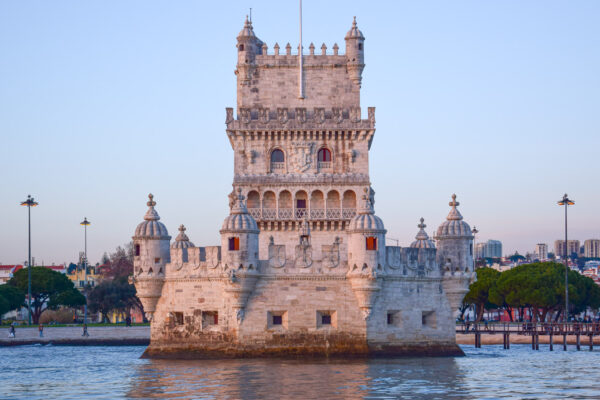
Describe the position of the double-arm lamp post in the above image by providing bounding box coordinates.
[80,217,91,325]
[557,194,574,322]
[20,195,38,325]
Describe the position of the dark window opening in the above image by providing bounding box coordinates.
[296,199,306,209]
[173,312,184,325]
[154,257,160,264]
[321,314,331,325]
[358,43,363,50]
[387,313,394,325]
[318,148,331,162]
[202,311,219,326]
[366,237,377,251]
[229,237,240,251]
[270,149,284,162]
[272,315,282,325]
[239,44,244,51]
[135,244,140,256]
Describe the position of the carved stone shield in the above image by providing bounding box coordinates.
[277,108,289,124]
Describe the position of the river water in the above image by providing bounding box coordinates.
[1,345,599,399]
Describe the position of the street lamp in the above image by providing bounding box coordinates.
[557,194,574,322]
[80,217,90,325]
[20,195,38,325]
[472,226,479,267]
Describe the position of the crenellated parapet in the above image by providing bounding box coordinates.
[226,106,375,131]
[385,246,438,277]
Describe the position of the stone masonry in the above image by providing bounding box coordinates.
[131,17,476,359]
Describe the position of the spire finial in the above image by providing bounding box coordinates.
[418,217,426,230]
[353,16,357,27]
[147,193,156,207]
[449,194,459,208]
[179,224,186,233]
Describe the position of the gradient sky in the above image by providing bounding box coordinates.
[1,1,599,266]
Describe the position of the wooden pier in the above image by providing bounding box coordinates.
[456,322,600,351]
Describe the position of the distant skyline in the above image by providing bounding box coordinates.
[1,1,599,265]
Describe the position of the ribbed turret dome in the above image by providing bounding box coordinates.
[436,194,473,238]
[171,224,194,249]
[345,17,365,40]
[237,16,257,39]
[348,189,385,232]
[134,194,169,238]
[410,218,435,249]
[221,189,259,233]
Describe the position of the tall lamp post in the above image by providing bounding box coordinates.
[20,195,38,325]
[80,217,91,325]
[557,194,574,322]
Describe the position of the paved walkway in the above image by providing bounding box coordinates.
[0,326,150,346]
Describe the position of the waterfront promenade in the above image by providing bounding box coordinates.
[0,326,150,346]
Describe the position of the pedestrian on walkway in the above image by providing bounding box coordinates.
[9,324,15,338]
[39,323,44,338]
[82,323,89,337]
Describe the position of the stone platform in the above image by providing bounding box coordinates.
[0,326,150,346]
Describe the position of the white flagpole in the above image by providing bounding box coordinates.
[298,0,304,99]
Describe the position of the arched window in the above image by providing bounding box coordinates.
[270,149,285,172]
[318,148,331,162]
[271,149,284,162]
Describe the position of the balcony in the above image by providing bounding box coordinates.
[317,161,332,172]
[246,207,356,221]
[270,162,284,172]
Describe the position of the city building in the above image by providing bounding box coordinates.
[0,265,23,284]
[474,240,502,259]
[131,17,475,358]
[534,243,548,261]
[584,239,600,259]
[554,240,580,259]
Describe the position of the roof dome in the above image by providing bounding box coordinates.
[348,188,385,232]
[237,16,257,40]
[220,188,259,233]
[435,194,473,238]
[410,218,435,249]
[171,224,194,249]
[345,17,365,40]
[134,194,170,239]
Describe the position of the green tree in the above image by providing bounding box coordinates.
[464,267,500,321]
[8,267,85,324]
[0,284,26,313]
[88,276,139,322]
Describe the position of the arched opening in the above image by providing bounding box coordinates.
[317,148,332,171]
[278,190,292,219]
[342,190,357,219]
[262,191,276,220]
[310,190,325,219]
[295,190,308,218]
[134,244,140,257]
[239,44,244,51]
[270,149,285,172]
[326,190,340,219]
[247,190,260,219]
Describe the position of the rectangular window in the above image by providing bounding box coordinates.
[229,237,240,251]
[387,310,401,327]
[387,313,394,325]
[135,244,140,257]
[154,257,160,264]
[267,311,287,329]
[173,312,184,325]
[202,311,218,327]
[366,236,377,250]
[317,310,336,328]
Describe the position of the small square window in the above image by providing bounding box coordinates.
[173,312,184,325]
[202,311,218,327]
[272,315,282,325]
[229,237,240,251]
[422,311,437,329]
[268,311,287,329]
[366,237,377,251]
[154,257,160,264]
[317,310,336,328]
[321,314,331,325]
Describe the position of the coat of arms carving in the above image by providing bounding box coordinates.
[291,142,314,173]
[277,108,289,124]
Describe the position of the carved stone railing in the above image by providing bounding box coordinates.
[317,162,332,171]
[270,162,284,172]
[248,208,356,221]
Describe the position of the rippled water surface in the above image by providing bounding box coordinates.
[1,345,600,399]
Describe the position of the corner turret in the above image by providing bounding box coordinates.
[345,16,365,86]
[236,16,263,85]
[131,194,171,321]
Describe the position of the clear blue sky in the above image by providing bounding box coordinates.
[1,1,599,265]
